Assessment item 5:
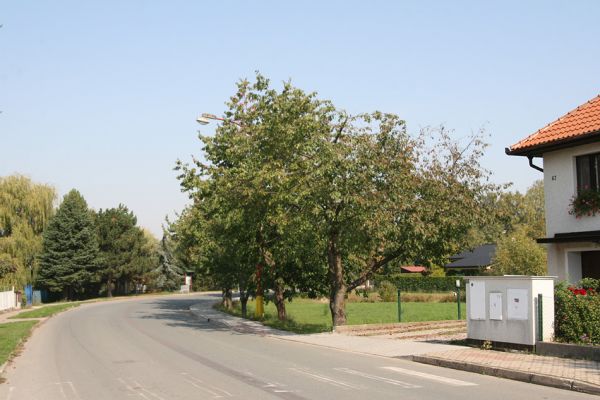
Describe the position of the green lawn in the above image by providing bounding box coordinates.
[9,302,81,319]
[0,321,38,365]
[224,298,466,334]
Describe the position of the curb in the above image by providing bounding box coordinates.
[412,355,600,396]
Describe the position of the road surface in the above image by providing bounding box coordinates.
[0,294,589,399]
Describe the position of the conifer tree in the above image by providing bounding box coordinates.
[38,189,99,299]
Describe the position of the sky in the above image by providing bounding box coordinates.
[1,1,599,237]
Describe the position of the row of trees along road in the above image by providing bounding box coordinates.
[175,74,497,326]
[0,184,185,301]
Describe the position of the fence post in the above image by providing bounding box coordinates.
[537,293,543,342]
[457,286,461,320]
[397,288,401,322]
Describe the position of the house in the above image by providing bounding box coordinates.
[444,244,496,275]
[399,265,427,274]
[506,95,600,282]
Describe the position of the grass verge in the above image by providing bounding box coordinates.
[9,302,81,319]
[219,298,466,334]
[0,321,38,366]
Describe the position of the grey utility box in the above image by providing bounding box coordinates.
[466,276,555,346]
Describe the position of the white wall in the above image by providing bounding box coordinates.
[0,288,17,311]
[543,142,600,236]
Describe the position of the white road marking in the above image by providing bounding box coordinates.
[118,378,152,400]
[132,380,167,400]
[382,366,477,386]
[289,367,364,390]
[55,382,68,399]
[66,381,81,399]
[180,372,233,398]
[334,368,421,389]
[7,386,15,400]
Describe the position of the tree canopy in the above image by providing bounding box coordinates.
[0,175,55,288]
[95,205,156,296]
[176,73,496,325]
[37,189,100,299]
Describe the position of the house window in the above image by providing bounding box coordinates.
[576,152,600,192]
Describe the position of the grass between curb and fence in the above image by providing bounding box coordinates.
[8,302,82,319]
[219,298,466,334]
[0,320,39,367]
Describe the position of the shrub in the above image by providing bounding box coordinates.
[380,275,464,292]
[377,280,397,302]
[554,280,600,345]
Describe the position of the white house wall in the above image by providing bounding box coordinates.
[543,142,600,237]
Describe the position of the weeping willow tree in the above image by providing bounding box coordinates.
[0,175,56,289]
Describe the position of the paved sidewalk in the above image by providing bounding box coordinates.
[191,302,600,396]
[413,347,600,395]
[189,303,460,357]
[0,307,40,324]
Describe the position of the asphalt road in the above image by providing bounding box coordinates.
[0,294,590,400]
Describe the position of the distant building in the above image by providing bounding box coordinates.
[399,265,427,274]
[444,244,496,275]
[506,95,600,282]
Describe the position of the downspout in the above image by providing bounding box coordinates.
[527,155,544,173]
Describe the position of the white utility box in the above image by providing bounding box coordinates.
[466,276,555,346]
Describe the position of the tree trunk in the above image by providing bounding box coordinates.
[106,275,113,298]
[273,278,286,321]
[222,287,233,310]
[328,231,347,327]
[240,292,248,318]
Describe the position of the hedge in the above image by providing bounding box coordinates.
[554,279,600,345]
[375,275,465,292]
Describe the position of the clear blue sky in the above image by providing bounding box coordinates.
[2,1,599,237]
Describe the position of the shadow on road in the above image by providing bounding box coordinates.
[134,294,251,335]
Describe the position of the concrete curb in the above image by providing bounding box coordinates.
[412,355,600,396]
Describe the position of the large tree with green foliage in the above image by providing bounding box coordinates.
[0,175,55,288]
[177,74,494,326]
[153,228,184,292]
[492,225,547,276]
[38,189,100,299]
[302,117,493,326]
[95,205,156,296]
[177,74,330,319]
[488,180,547,275]
[468,180,545,246]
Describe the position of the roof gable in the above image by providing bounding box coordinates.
[445,244,496,269]
[507,95,600,156]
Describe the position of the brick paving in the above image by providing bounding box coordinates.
[418,347,600,386]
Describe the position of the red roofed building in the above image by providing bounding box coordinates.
[507,95,600,282]
[400,265,427,274]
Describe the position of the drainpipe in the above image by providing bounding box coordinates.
[528,155,543,173]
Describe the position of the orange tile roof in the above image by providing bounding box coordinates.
[508,95,600,155]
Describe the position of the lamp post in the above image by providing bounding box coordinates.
[196,113,263,318]
[197,113,242,127]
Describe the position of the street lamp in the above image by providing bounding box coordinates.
[196,113,242,127]
[194,113,263,318]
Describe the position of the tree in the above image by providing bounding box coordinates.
[177,74,331,320]
[95,205,156,296]
[304,117,493,326]
[0,175,55,288]
[492,225,547,276]
[466,180,545,246]
[38,189,100,299]
[176,74,494,326]
[153,229,184,292]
